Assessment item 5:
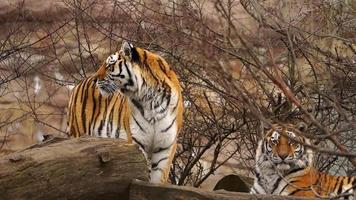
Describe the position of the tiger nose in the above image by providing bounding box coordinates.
[95,63,107,80]
[279,153,288,160]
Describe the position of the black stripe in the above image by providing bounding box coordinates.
[154,93,165,109]
[98,121,103,136]
[124,61,131,79]
[119,60,123,73]
[108,112,113,137]
[107,74,114,80]
[288,167,305,175]
[288,189,301,196]
[124,61,134,88]
[116,97,125,138]
[256,171,262,183]
[132,114,146,133]
[69,84,79,134]
[151,168,164,172]
[271,177,282,193]
[337,176,343,194]
[106,97,110,136]
[161,94,171,113]
[111,61,124,78]
[161,117,176,133]
[153,142,174,153]
[152,157,168,169]
[157,58,168,75]
[264,141,267,152]
[344,176,349,185]
[342,177,350,194]
[108,97,118,137]
[155,83,171,114]
[142,50,147,65]
[73,80,84,135]
[279,179,295,194]
[124,80,134,89]
[131,99,144,116]
[149,117,156,123]
[80,78,89,103]
[351,177,356,186]
[170,96,179,114]
[93,92,102,135]
[81,78,92,134]
[98,96,110,137]
[280,176,307,194]
[120,88,128,93]
[87,80,96,136]
[143,50,159,83]
[132,137,145,151]
[133,73,138,92]
[131,47,140,63]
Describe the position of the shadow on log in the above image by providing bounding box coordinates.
[213,174,253,193]
[130,180,317,200]
[0,137,149,200]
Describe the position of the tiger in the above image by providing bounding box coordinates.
[250,122,355,199]
[67,40,184,183]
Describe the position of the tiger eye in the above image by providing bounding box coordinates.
[106,64,113,72]
[270,139,278,145]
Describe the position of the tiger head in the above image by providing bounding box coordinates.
[95,41,143,96]
[255,122,314,176]
[96,40,179,98]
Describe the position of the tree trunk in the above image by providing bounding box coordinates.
[0,137,149,200]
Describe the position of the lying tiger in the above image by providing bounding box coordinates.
[251,122,355,199]
[67,41,183,183]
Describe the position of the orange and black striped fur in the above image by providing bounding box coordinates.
[67,41,183,183]
[251,122,355,199]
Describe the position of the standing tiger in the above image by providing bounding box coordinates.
[67,41,183,183]
[251,122,355,199]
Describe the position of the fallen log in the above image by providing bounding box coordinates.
[0,137,319,200]
[0,137,149,200]
[130,180,317,200]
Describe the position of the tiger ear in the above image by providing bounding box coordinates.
[260,122,272,137]
[262,122,272,130]
[297,122,307,132]
[120,40,134,60]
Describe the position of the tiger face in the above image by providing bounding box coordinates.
[96,41,142,96]
[256,122,313,175]
[252,123,355,197]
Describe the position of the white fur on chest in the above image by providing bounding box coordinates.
[255,167,285,194]
[253,140,286,194]
[129,90,179,157]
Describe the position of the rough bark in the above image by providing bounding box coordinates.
[130,180,317,200]
[0,137,149,200]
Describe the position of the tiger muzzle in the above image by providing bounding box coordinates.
[95,63,107,80]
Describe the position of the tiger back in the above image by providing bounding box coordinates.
[67,77,131,140]
[67,41,183,183]
[251,122,355,199]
